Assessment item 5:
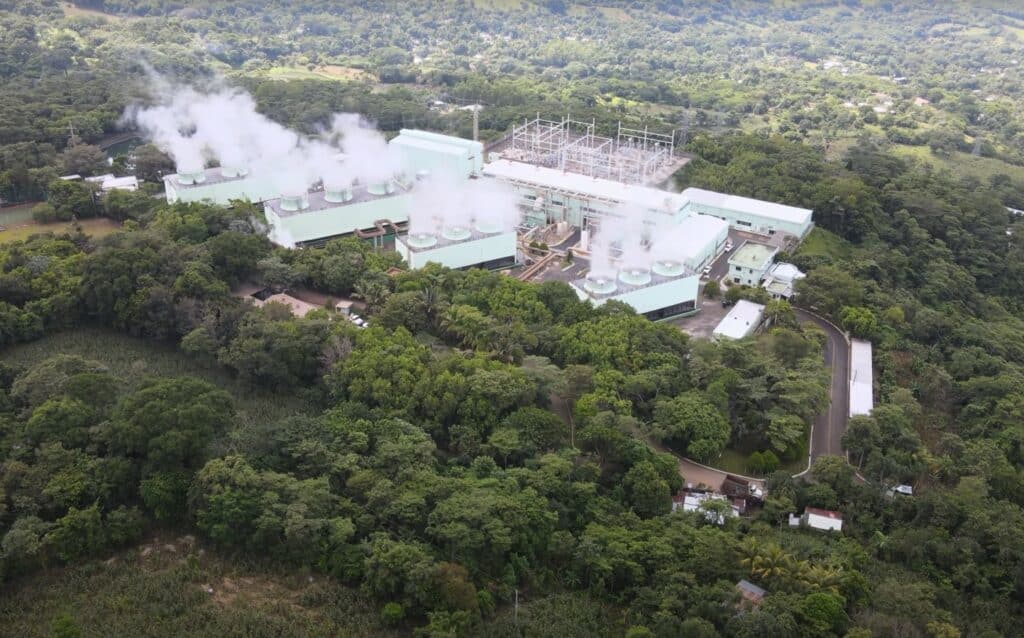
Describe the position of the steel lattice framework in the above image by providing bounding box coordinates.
[504,115,683,185]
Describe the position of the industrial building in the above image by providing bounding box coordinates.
[483,158,689,229]
[728,242,779,286]
[264,181,413,246]
[850,339,874,417]
[674,214,730,271]
[395,222,517,271]
[483,167,813,241]
[570,260,700,320]
[681,187,814,239]
[713,300,766,340]
[163,166,280,205]
[390,129,484,181]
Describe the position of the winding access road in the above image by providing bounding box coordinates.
[794,308,850,467]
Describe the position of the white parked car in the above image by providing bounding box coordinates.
[701,266,712,277]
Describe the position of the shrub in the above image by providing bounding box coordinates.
[381,602,405,626]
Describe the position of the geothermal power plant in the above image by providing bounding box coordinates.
[132,87,813,320]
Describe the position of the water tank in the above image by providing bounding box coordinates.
[367,181,394,196]
[177,170,206,185]
[618,267,652,287]
[583,275,618,296]
[279,193,309,212]
[441,225,472,242]
[652,260,686,278]
[220,165,248,178]
[406,232,438,249]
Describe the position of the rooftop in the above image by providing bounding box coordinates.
[572,266,696,301]
[674,215,729,262]
[391,133,473,159]
[397,227,513,252]
[805,507,843,520]
[164,167,250,189]
[728,241,778,270]
[850,339,874,417]
[265,182,409,218]
[713,300,765,339]
[483,159,690,213]
[736,580,767,602]
[682,187,813,225]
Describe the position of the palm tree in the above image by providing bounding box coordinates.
[352,277,391,314]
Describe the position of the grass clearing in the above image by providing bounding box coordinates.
[708,448,805,477]
[796,227,853,260]
[0,533,394,638]
[2,327,310,431]
[60,1,138,22]
[242,65,373,83]
[0,217,122,245]
[891,144,1024,183]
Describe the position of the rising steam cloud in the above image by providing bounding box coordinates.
[124,77,405,196]
[125,76,524,236]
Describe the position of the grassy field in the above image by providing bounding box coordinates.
[60,1,138,21]
[2,327,310,431]
[708,448,806,477]
[892,144,1024,183]
[0,216,122,245]
[795,226,853,260]
[241,65,373,83]
[0,533,395,638]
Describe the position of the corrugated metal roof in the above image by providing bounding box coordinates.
[850,339,874,417]
[483,159,689,213]
[682,187,813,225]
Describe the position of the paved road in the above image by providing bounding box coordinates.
[795,308,850,462]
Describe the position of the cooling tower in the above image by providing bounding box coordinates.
[441,225,472,242]
[652,260,686,278]
[618,266,653,287]
[583,274,618,295]
[220,165,249,178]
[473,219,504,235]
[176,169,206,185]
[406,232,439,249]
[367,181,395,196]
[324,187,354,203]
[279,193,310,212]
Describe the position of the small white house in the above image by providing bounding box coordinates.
[762,262,806,300]
[789,507,843,532]
[713,300,766,340]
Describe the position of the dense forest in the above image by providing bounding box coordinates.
[2,1,1024,637]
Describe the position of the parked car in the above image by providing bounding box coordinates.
[724,240,734,252]
[701,266,712,277]
[721,299,734,307]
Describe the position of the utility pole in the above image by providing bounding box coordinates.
[473,105,479,143]
[68,121,79,147]
[513,589,519,625]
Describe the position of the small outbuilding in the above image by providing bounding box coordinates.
[713,300,766,340]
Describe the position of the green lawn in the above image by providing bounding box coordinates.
[0,217,122,245]
[2,327,309,431]
[240,65,373,83]
[706,448,805,477]
[892,144,1024,183]
[795,226,853,260]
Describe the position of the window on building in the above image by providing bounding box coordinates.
[768,229,776,235]
[733,277,740,284]
[737,220,752,227]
